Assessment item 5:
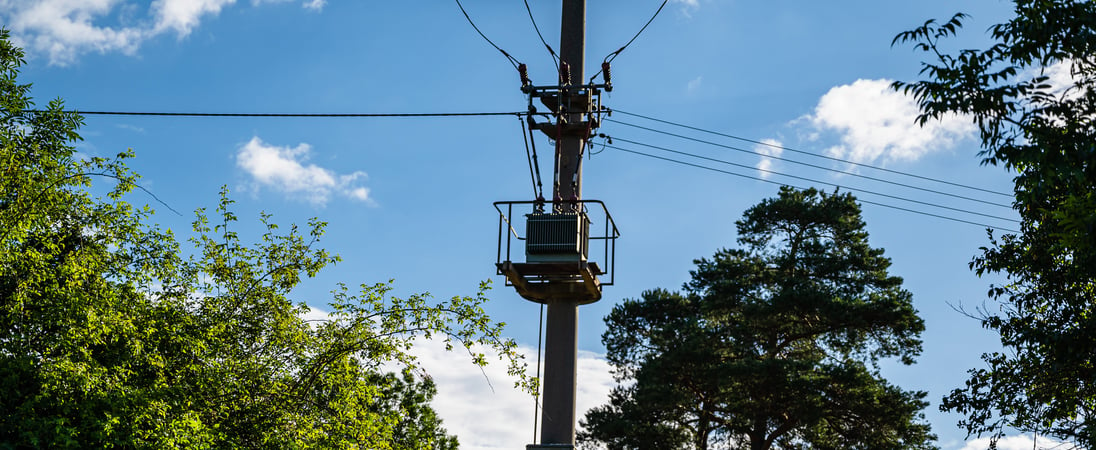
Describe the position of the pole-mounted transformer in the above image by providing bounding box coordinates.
[492,1,619,448]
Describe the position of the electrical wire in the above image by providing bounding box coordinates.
[527,120,546,199]
[589,0,668,83]
[602,138,1017,223]
[606,131,1013,209]
[519,116,541,199]
[602,142,1020,232]
[454,0,522,70]
[523,0,560,72]
[612,109,1013,197]
[59,110,528,118]
[533,302,545,444]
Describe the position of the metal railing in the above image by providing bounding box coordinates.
[493,199,619,286]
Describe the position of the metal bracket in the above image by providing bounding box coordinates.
[524,84,609,140]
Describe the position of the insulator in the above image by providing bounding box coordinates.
[559,62,572,86]
[518,64,532,88]
[601,62,612,85]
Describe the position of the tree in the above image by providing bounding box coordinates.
[373,370,460,450]
[579,187,936,450]
[893,1,1096,445]
[0,31,527,448]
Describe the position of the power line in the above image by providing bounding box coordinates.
[523,0,560,71]
[454,0,522,70]
[49,110,528,118]
[612,109,1014,198]
[603,144,1020,233]
[600,139,1017,223]
[589,0,668,83]
[605,130,1013,209]
[519,115,544,199]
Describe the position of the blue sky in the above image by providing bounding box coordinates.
[4,0,1065,448]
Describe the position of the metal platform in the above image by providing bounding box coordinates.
[493,200,618,304]
[496,261,604,304]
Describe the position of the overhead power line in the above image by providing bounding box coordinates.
[523,0,560,71]
[454,0,522,70]
[605,129,1013,209]
[519,115,545,200]
[603,144,1020,233]
[612,109,1014,198]
[600,138,1018,224]
[44,110,529,118]
[590,0,668,83]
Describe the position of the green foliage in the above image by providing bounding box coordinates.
[894,1,1096,445]
[372,370,459,450]
[0,30,526,448]
[579,187,936,450]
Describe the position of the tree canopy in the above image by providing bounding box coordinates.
[0,30,525,448]
[894,1,1096,445]
[579,187,936,450]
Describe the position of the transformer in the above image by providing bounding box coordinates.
[525,212,590,262]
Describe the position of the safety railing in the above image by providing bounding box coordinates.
[493,199,619,287]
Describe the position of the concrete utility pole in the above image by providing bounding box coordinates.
[495,0,615,447]
[554,0,586,206]
[540,0,586,447]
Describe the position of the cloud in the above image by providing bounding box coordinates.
[672,0,700,17]
[413,338,615,450]
[0,0,323,65]
[755,138,783,179]
[235,136,371,206]
[251,0,326,11]
[299,305,331,327]
[115,123,146,133]
[957,435,1072,450]
[1,0,147,65]
[152,0,236,36]
[686,76,703,94]
[1043,60,1081,98]
[803,78,975,166]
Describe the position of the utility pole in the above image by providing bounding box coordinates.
[495,0,616,448]
[554,0,585,207]
[539,0,586,447]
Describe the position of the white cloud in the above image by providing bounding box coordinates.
[301,0,325,10]
[0,0,323,65]
[1035,59,1096,102]
[1,0,147,65]
[235,136,371,206]
[115,123,146,133]
[299,305,331,326]
[686,76,703,94]
[1043,60,1080,98]
[251,0,325,11]
[805,78,975,166]
[957,435,1073,450]
[152,0,236,36]
[755,138,783,179]
[672,0,700,17]
[414,338,615,450]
